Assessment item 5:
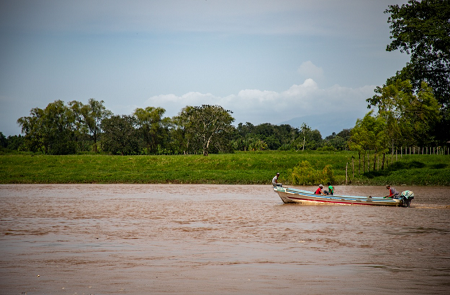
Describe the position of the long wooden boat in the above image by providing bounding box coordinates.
[273,186,414,207]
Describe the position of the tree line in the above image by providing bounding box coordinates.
[10,100,234,155]
[1,98,352,155]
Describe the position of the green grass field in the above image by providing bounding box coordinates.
[1,151,449,185]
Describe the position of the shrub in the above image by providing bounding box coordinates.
[288,160,335,185]
[317,146,336,151]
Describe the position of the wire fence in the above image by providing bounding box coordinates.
[397,146,449,156]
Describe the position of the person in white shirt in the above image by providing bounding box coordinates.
[272,173,282,187]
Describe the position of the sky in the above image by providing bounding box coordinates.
[0,0,410,137]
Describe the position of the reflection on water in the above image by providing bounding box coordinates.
[0,184,449,295]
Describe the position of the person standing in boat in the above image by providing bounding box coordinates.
[385,185,399,198]
[327,182,334,195]
[272,173,282,187]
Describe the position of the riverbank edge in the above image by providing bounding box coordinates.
[1,152,449,186]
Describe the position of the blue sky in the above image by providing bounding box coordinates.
[0,0,410,137]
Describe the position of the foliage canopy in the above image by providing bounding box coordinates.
[384,0,450,141]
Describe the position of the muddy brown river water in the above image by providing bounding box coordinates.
[0,184,449,295]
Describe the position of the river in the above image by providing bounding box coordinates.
[0,184,449,294]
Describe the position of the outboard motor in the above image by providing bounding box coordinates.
[399,190,414,207]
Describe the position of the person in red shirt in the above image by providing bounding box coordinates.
[385,185,399,198]
[315,184,324,195]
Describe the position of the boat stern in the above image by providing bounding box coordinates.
[399,190,415,207]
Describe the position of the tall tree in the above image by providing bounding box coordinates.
[82,99,112,152]
[348,121,366,175]
[171,108,197,154]
[324,133,347,151]
[176,105,234,156]
[17,100,76,154]
[17,107,44,152]
[101,115,139,155]
[384,0,450,141]
[349,111,388,173]
[68,100,90,151]
[293,123,322,151]
[367,80,441,147]
[134,106,168,154]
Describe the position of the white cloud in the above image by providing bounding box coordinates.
[297,61,324,83]
[145,79,374,128]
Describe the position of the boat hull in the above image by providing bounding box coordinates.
[274,187,402,206]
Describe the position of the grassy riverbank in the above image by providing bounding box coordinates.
[1,151,449,185]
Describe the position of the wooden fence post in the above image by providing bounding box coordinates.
[346,162,348,185]
[352,157,355,179]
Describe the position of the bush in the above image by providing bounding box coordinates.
[317,146,336,151]
[288,160,335,185]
